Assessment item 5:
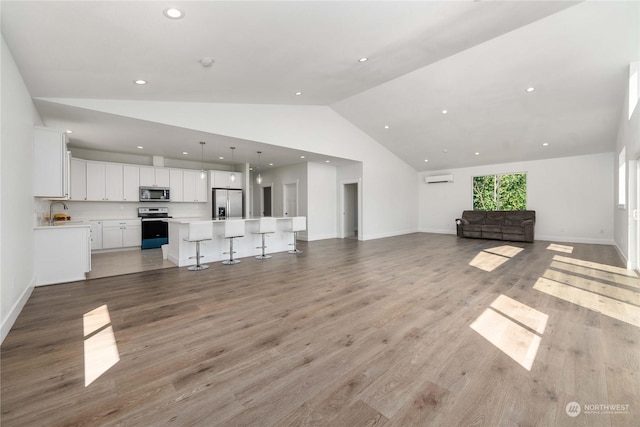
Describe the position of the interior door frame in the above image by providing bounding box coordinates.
[634,159,640,271]
[339,179,362,240]
[283,181,298,217]
[261,184,273,217]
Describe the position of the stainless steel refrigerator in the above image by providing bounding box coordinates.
[212,189,244,219]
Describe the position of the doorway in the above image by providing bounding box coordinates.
[283,182,297,217]
[341,181,360,240]
[262,186,272,217]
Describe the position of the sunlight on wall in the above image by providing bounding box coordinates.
[470,295,548,371]
[546,243,574,254]
[83,305,120,387]
[469,245,524,272]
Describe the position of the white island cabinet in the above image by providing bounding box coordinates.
[34,224,91,286]
[166,217,296,267]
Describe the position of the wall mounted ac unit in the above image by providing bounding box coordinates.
[425,174,454,184]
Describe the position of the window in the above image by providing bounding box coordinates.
[473,173,527,211]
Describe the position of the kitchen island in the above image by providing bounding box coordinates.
[166,217,298,267]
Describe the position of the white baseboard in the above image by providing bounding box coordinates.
[304,233,338,242]
[419,229,616,246]
[613,242,635,270]
[1,275,35,344]
[362,228,419,241]
[536,235,615,245]
[419,228,456,235]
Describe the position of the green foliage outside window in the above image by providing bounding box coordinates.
[473,173,526,211]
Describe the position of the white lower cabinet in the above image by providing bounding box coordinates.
[34,225,91,286]
[101,219,141,249]
[89,220,103,250]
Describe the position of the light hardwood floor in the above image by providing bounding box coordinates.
[2,234,639,426]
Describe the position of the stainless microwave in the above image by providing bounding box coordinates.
[139,186,170,202]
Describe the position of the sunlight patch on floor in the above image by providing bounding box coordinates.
[553,255,639,278]
[551,258,640,290]
[470,295,547,371]
[469,245,524,272]
[546,243,574,254]
[543,268,640,306]
[533,277,640,327]
[83,305,120,387]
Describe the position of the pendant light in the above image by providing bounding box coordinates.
[199,141,206,180]
[255,151,263,185]
[229,147,236,183]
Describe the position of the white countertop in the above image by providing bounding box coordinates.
[34,221,91,230]
[167,217,291,224]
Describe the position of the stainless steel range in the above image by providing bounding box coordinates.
[138,207,171,249]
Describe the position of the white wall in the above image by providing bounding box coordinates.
[614,62,640,269]
[307,162,337,241]
[40,99,420,240]
[419,153,614,244]
[1,37,42,342]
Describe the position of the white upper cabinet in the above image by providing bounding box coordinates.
[86,162,107,201]
[122,165,139,202]
[212,171,242,189]
[169,169,184,202]
[86,161,138,202]
[140,167,170,187]
[69,158,87,201]
[182,170,208,202]
[34,127,69,198]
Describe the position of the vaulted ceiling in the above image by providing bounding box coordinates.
[2,1,638,171]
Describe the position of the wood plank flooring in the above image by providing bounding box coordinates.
[2,234,639,426]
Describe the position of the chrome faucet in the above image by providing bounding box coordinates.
[49,201,68,225]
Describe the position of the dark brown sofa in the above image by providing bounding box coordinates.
[455,210,535,242]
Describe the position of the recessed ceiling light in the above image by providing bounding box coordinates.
[65,129,73,134]
[137,146,144,149]
[359,57,368,63]
[442,149,448,153]
[441,109,448,114]
[269,163,274,166]
[219,156,224,160]
[526,87,535,93]
[300,155,305,159]
[182,151,188,155]
[249,167,254,171]
[134,79,147,85]
[163,8,184,19]
[424,159,429,162]
[199,57,214,67]
[295,91,302,96]
[542,142,549,147]
[325,160,330,163]
[475,152,480,156]
[384,125,390,129]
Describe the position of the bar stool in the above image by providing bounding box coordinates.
[222,219,245,265]
[253,217,277,260]
[184,221,213,271]
[287,216,306,254]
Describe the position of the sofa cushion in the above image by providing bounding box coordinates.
[481,225,503,233]
[463,211,486,224]
[502,226,524,235]
[485,211,505,225]
[465,224,483,232]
